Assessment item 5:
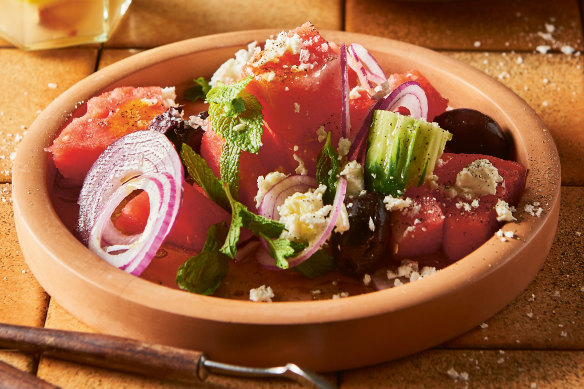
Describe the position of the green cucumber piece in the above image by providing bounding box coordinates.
[365,110,452,196]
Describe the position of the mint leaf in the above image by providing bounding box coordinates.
[316,131,340,204]
[207,77,263,154]
[176,222,229,295]
[184,77,211,102]
[263,238,307,269]
[219,141,241,198]
[294,249,336,279]
[180,144,230,211]
[220,182,289,262]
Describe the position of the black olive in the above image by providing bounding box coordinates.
[331,192,392,277]
[434,108,513,160]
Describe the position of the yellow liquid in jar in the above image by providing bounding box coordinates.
[0,0,132,50]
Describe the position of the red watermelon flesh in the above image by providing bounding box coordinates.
[200,122,296,210]
[441,195,500,261]
[113,181,230,252]
[434,153,527,206]
[391,186,444,258]
[241,23,373,176]
[387,69,449,122]
[48,87,171,185]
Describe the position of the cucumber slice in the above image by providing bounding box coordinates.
[365,110,452,196]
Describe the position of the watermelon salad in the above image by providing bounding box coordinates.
[47,23,526,301]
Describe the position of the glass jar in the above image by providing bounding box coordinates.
[0,0,132,50]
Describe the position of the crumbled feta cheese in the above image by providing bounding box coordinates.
[332,291,349,299]
[253,32,302,67]
[340,160,365,197]
[316,126,327,143]
[278,185,349,242]
[337,137,351,157]
[536,45,551,54]
[161,86,177,107]
[363,274,372,286]
[210,41,259,86]
[293,153,308,175]
[249,285,274,302]
[561,45,575,55]
[383,195,412,212]
[455,159,503,197]
[47,82,57,89]
[496,199,517,222]
[255,171,287,208]
[397,260,418,278]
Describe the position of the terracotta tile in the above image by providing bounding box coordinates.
[340,349,584,388]
[106,0,343,48]
[39,301,335,388]
[446,186,584,349]
[0,351,35,375]
[346,0,583,51]
[0,183,50,326]
[441,51,584,185]
[0,48,98,181]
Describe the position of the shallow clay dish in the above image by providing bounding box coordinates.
[12,30,560,372]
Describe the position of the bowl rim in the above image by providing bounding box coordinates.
[12,29,561,327]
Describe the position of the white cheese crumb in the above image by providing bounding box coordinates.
[293,153,308,175]
[249,285,274,302]
[455,159,503,196]
[337,137,351,157]
[393,278,403,287]
[340,161,365,197]
[210,41,258,86]
[496,199,517,222]
[474,41,481,48]
[383,195,412,212]
[561,45,575,55]
[255,171,288,208]
[536,45,551,54]
[47,82,57,89]
[316,126,327,143]
[363,274,371,286]
[332,292,349,299]
[479,322,489,329]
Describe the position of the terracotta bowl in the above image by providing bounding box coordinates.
[12,30,560,372]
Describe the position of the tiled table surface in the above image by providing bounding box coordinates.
[1,0,583,387]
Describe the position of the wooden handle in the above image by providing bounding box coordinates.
[0,323,203,384]
[0,359,59,389]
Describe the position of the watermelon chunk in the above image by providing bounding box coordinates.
[434,153,527,206]
[48,87,173,185]
[441,195,499,261]
[391,186,444,258]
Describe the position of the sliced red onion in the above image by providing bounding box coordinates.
[340,43,351,139]
[77,130,184,275]
[258,175,318,220]
[346,43,387,91]
[87,172,181,275]
[77,130,184,245]
[348,81,429,162]
[257,178,347,270]
[377,81,428,120]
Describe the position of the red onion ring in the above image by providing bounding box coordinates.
[340,43,351,139]
[257,178,347,270]
[87,172,181,275]
[257,175,318,220]
[377,80,428,120]
[346,43,387,91]
[348,81,429,162]
[77,130,184,275]
[78,130,184,244]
